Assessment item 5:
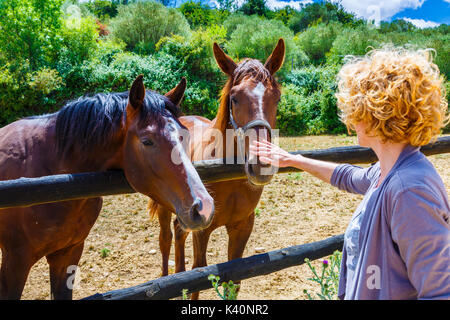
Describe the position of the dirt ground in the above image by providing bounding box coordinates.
[16,134,450,300]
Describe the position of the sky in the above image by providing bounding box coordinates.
[260,0,450,28]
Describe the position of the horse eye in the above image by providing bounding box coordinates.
[231,96,238,105]
[142,139,154,146]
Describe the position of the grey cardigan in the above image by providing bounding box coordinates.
[331,144,450,299]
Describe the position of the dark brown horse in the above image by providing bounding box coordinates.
[149,39,285,299]
[0,75,214,299]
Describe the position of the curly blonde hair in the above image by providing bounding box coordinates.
[336,47,449,146]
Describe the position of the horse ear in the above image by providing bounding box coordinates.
[165,77,186,106]
[213,42,237,76]
[264,38,285,75]
[129,74,146,109]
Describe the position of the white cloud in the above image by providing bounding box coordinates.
[332,0,426,21]
[402,17,441,28]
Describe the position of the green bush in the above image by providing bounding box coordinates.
[0,0,64,71]
[109,1,190,54]
[424,34,450,80]
[327,25,386,65]
[277,65,345,135]
[156,25,227,117]
[225,16,309,75]
[239,0,269,17]
[294,21,343,65]
[82,0,118,21]
[0,0,104,125]
[59,16,99,66]
[0,65,64,124]
[179,1,227,29]
[288,1,360,34]
[222,13,253,38]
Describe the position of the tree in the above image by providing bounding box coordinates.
[109,1,190,54]
[179,1,213,29]
[288,1,361,33]
[216,0,237,12]
[239,0,268,17]
[295,21,343,65]
[0,0,64,71]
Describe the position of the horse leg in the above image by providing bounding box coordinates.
[190,228,213,300]
[157,205,173,276]
[46,242,84,300]
[225,212,255,298]
[173,218,189,273]
[0,248,34,300]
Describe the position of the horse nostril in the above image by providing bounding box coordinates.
[189,198,204,224]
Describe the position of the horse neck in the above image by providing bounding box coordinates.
[58,122,126,173]
[210,80,234,159]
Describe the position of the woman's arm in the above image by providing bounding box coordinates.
[250,139,377,195]
[249,139,338,184]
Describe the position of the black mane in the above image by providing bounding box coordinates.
[54,90,180,159]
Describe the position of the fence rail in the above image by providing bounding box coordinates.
[1,136,449,209]
[83,234,344,300]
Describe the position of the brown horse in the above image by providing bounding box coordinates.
[0,75,214,299]
[149,39,285,299]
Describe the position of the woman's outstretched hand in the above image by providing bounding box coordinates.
[249,139,297,168]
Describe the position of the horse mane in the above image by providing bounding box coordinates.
[214,58,279,133]
[55,90,180,159]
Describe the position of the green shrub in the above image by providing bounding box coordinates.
[0,0,65,71]
[294,21,343,65]
[239,0,269,17]
[82,0,118,21]
[424,34,450,80]
[179,1,226,29]
[109,1,190,54]
[278,65,345,135]
[28,68,64,96]
[276,84,309,135]
[59,16,99,66]
[222,13,252,38]
[156,25,227,117]
[304,251,342,300]
[0,65,63,124]
[288,1,360,34]
[327,25,386,65]
[225,16,309,75]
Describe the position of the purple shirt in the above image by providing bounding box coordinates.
[331,145,450,299]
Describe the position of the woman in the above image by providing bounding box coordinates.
[250,47,450,299]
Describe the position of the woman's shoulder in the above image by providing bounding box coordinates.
[386,155,448,206]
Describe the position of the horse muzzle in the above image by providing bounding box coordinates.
[237,119,277,186]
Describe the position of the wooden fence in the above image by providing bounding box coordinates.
[0,136,449,299]
[1,135,449,209]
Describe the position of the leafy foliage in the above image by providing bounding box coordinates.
[294,21,343,65]
[208,274,239,300]
[109,1,190,54]
[303,251,342,300]
[0,0,448,136]
[225,15,309,75]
